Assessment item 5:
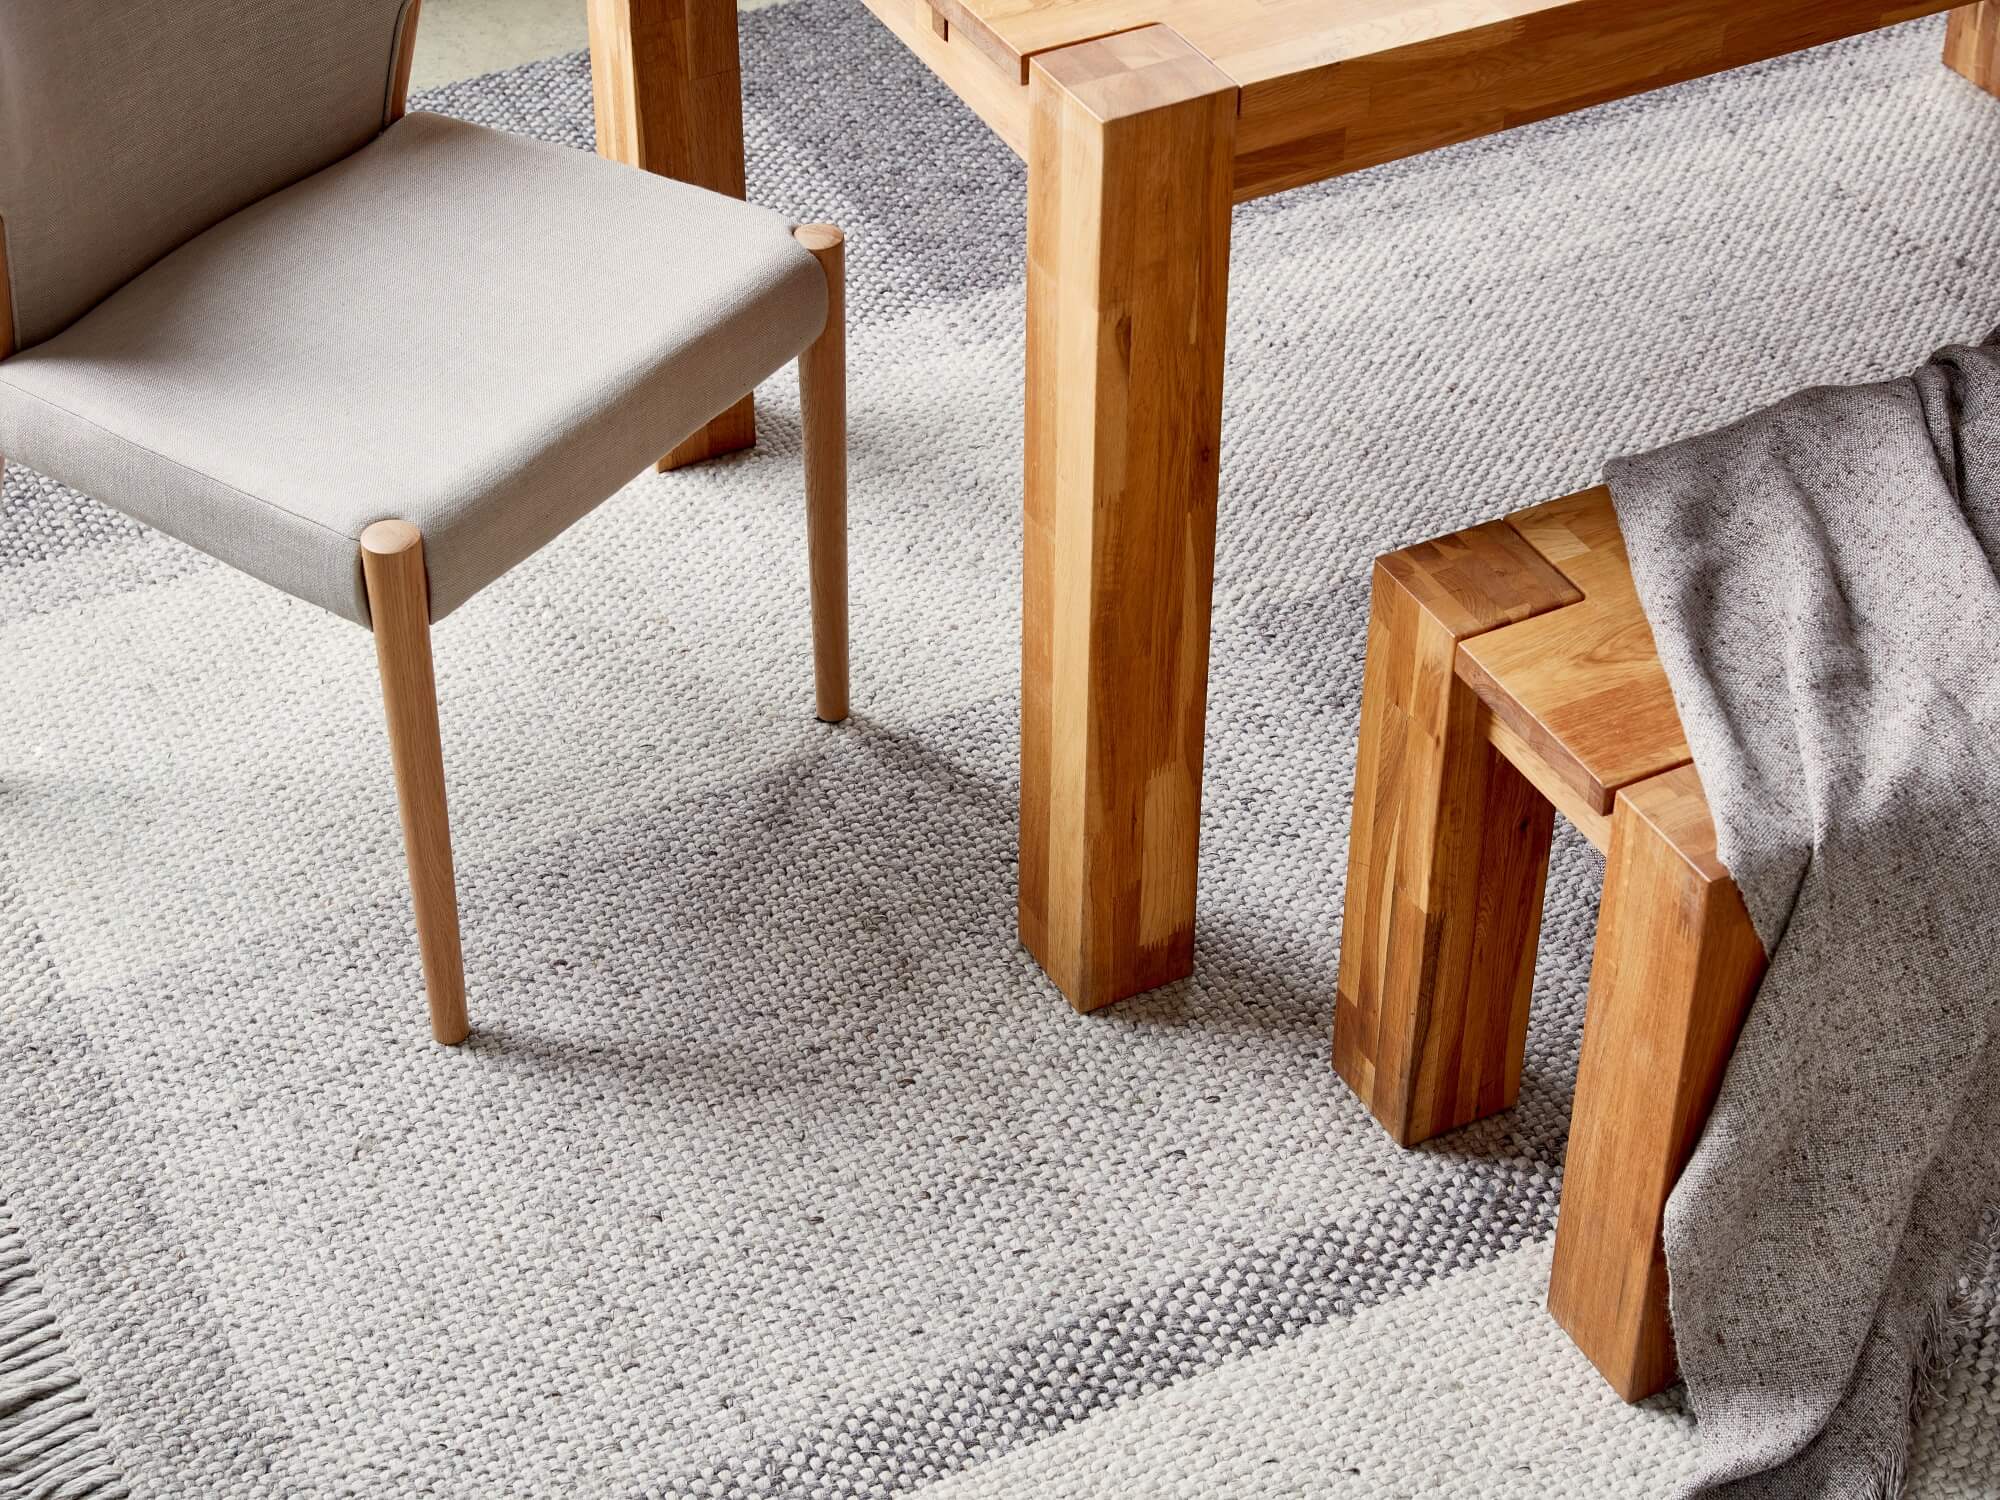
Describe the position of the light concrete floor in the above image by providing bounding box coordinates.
[410,0,786,90]
[410,0,589,91]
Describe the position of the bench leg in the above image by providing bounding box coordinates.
[1017,29,1237,1011]
[1547,765,1765,1401]
[1333,530,1574,1146]
[1947,4,2000,95]
[587,0,757,470]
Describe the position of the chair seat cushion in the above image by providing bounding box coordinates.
[0,111,827,624]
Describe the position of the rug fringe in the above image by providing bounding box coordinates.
[1854,1206,2000,1500]
[0,1212,128,1499]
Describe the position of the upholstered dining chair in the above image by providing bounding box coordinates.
[0,0,849,1045]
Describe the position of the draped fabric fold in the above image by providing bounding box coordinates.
[1606,335,2000,1498]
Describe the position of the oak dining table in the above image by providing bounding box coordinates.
[582,0,1996,1013]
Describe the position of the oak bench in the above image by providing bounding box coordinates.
[1331,487,1768,1401]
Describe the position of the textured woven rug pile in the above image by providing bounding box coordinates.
[3,5,1997,1495]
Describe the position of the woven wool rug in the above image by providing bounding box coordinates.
[4,6,1998,1496]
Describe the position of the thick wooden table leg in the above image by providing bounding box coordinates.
[1332,525,1581,1144]
[1548,765,1766,1401]
[1017,28,1237,1012]
[587,0,756,470]
[1947,4,2000,94]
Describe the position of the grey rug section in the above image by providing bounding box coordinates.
[2,3,1999,1496]
[413,17,1029,328]
[680,1157,1564,1498]
[1610,341,2000,1497]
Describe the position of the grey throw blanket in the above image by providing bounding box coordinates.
[1603,336,2000,1497]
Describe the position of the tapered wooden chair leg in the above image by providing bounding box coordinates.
[1946,4,2000,95]
[1332,525,1580,1145]
[1547,765,1766,1401]
[360,521,469,1046]
[795,223,849,724]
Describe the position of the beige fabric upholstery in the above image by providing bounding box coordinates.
[0,113,828,624]
[0,0,415,351]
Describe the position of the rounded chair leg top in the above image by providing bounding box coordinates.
[360,518,423,557]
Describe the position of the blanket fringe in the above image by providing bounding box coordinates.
[1857,1206,2000,1500]
[0,1209,127,1499]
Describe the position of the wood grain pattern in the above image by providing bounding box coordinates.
[1946,3,2000,93]
[1018,27,1236,1011]
[1228,0,1958,200]
[587,0,746,193]
[896,0,1956,201]
[587,0,758,468]
[1342,504,1770,1400]
[1332,523,1581,1145]
[1485,709,1612,854]
[1455,488,1691,817]
[858,0,1029,154]
[1547,764,1766,1401]
[388,0,422,123]
[360,521,470,1046]
[795,224,850,724]
[659,400,758,471]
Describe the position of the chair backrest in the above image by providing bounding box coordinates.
[0,0,417,354]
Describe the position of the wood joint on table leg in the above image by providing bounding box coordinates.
[1018,26,1238,1011]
